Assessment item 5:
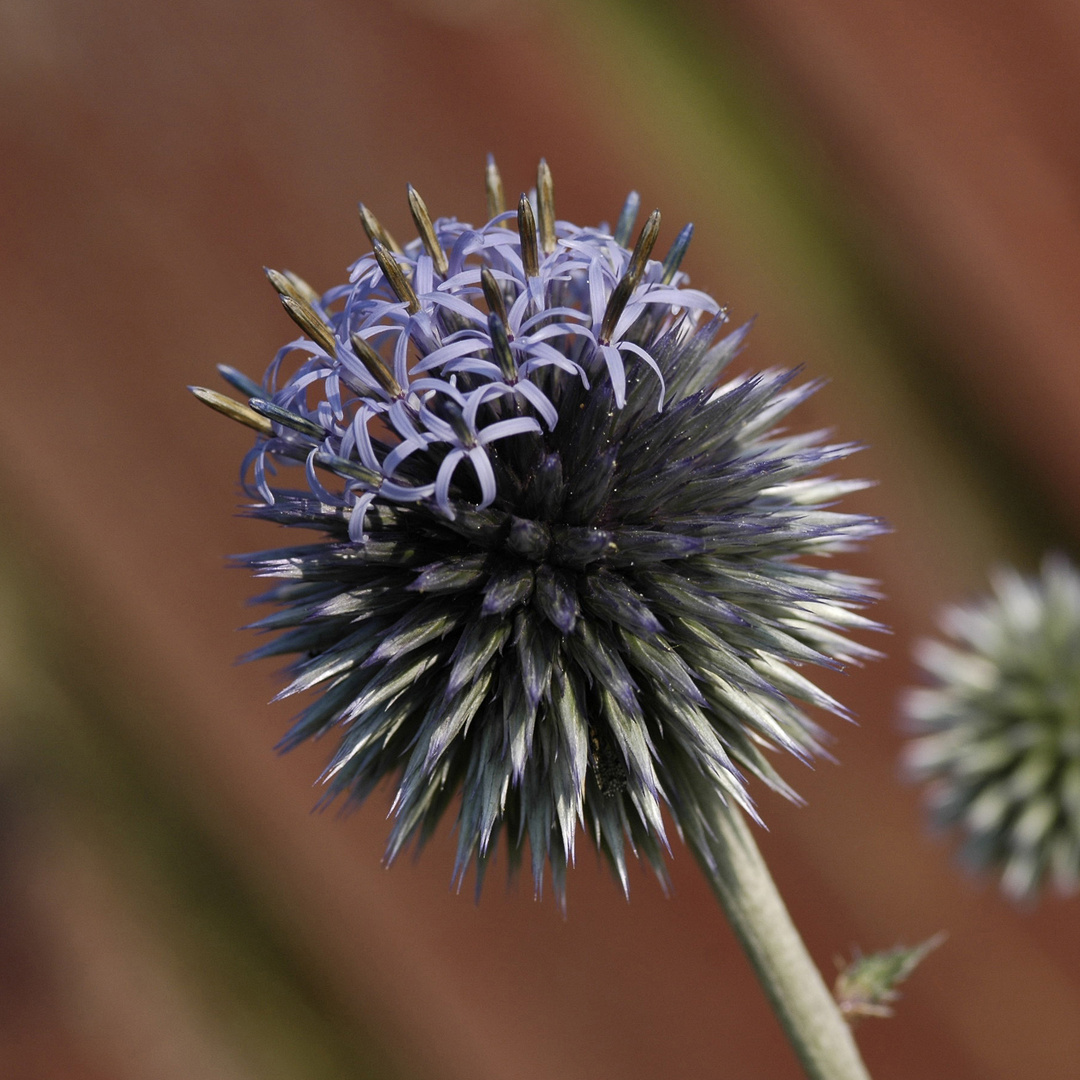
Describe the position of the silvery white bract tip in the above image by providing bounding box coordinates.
[904,554,1080,901]
[197,158,883,907]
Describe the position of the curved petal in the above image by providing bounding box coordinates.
[468,446,497,508]
[351,405,382,471]
[347,490,377,542]
[410,337,488,374]
[597,343,627,407]
[636,286,721,313]
[423,291,488,325]
[389,400,424,442]
[305,446,346,506]
[588,258,609,336]
[464,382,513,430]
[414,253,434,297]
[434,448,466,512]
[618,340,667,410]
[382,438,430,477]
[380,479,435,502]
[518,308,591,335]
[476,416,542,444]
[512,379,559,429]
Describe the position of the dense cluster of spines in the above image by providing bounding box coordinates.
[904,555,1080,900]
[193,158,881,904]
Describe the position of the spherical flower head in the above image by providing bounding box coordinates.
[198,159,883,905]
[903,555,1080,901]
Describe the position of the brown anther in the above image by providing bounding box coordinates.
[626,209,661,287]
[264,266,323,310]
[480,267,509,328]
[372,238,420,314]
[358,202,403,254]
[406,183,449,276]
[265,267,301,304]
[537,158,556,255]
[485,154,506,222]
[437,398,473,445]
[487,312,517,382]
[282,270,321,308]
[280,295,338,356]
[517,193,539,279]
[599,209,661,344]
[350,332,402,397]
[188,386,274,436]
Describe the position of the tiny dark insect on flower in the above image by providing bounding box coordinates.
[192,157,883,906]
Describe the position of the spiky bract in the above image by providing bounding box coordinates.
[904,555,1080,900]
[213,162,881,904]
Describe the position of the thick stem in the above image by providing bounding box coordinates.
[689,802,873,1080]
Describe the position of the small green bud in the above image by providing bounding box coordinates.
[834,933,945,1023]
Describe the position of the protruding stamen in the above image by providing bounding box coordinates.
[264,267,302,305]
[267,267,339,354]
[406,183,449,276]
[358,202,403,254]
[314,450,382,488]
[485,154,506,222]
[372,238,420,314]
[480,267,509,328]
[264,266,323,309]
[537,158,556,255]
[438,399,474,445]
[661,223,693,284]
[279,295,339,356]
[517,193,539,279]
[188,386,273,436]
[613,191,640,247]
[488,313,517,382]
[248,398,330,440]
[599,209,661,343]
[350,332,402,397]
[285,271,320,308]
[216,364,265,401]
[627,209,662,285]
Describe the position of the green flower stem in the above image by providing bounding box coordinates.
[691,802,873,1080]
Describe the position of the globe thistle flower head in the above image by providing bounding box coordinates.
[904,555,1080,901]
[193,158,883,905]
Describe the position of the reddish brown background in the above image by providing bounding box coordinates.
[1,1,1078,1077]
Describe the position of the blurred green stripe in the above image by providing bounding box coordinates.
[557,0,1071,560]
[0,522,410,1080]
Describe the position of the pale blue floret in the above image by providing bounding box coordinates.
[246,207,721,531]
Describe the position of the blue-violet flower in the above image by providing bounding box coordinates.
[193,158,883,904]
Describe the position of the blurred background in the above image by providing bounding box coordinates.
[1,0,1078,1076]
